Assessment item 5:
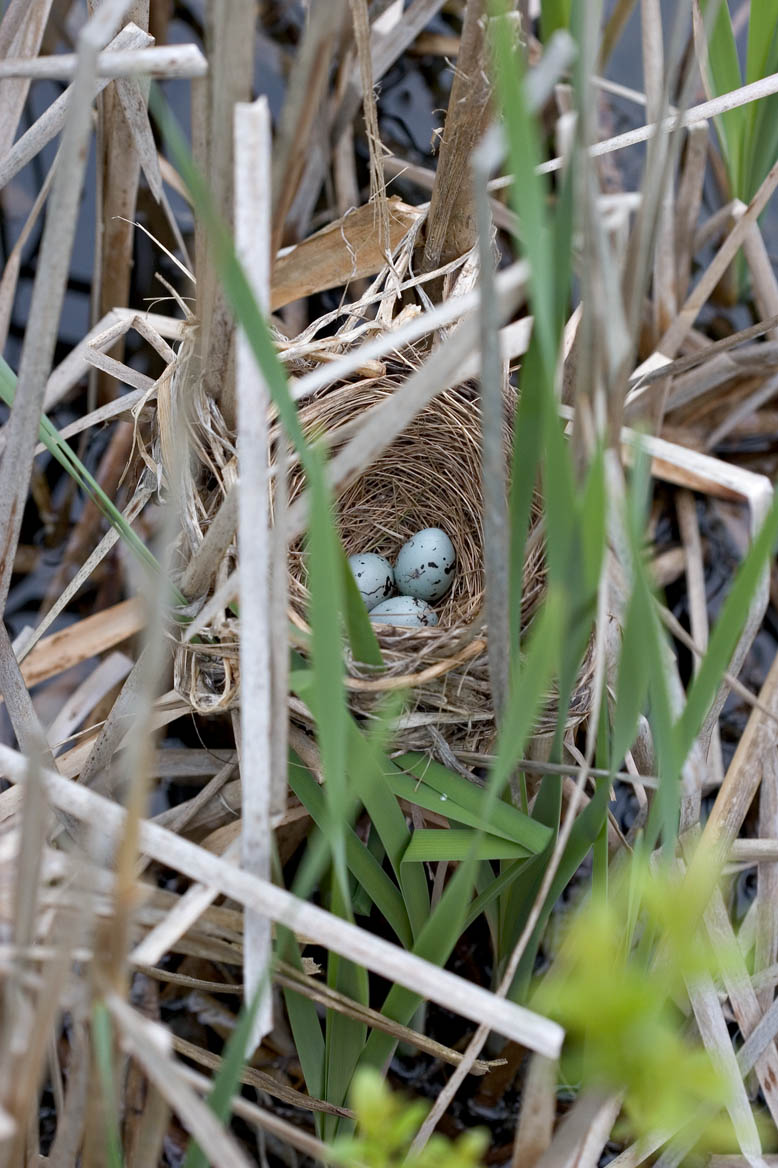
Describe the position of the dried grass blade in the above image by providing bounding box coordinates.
[270,198,421,310]
[270,0,347,257]
[0,43,208,81]
[0,0,54,158]
[0,7,134,618]
[0,22,153,191]
[106,993,253,1168]
[687,971,764,1161]
[171,1035,351,1120]
[46,651,132,751]
[755,752,778,1014]
[234,94,274,1049]
[528,70,778,178]
[512,1054,557,1168]
[474,126,510,723]
[0,742,564,1056]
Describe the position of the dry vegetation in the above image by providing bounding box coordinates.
[5,1,778,1166]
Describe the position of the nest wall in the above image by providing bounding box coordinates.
[168,356,592,759]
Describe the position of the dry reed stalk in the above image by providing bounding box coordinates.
[0,739,565,1057]
[676,490,724,786]
[0,0,54,159]
[89,0,149,405]
[270,0,347,260]
[422,0,492,278]
[687,969,765,1160]
[0,21,153,191]
[511,1054,557,1168]
[0,43,208,79]
[756,757,778,1015]
[234,93,273,1048]
[0,3,134,622]
[349,0,390,249]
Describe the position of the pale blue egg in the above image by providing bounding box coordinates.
[347,553,395,611]
[394,528,456,603]
[369,595,439,627]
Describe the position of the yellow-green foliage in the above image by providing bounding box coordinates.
[330,1069,488,1168]
[533,853,734,1143]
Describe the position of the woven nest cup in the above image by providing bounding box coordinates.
[280,373,559,757]
[168,348,594,757]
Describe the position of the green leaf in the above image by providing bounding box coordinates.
[92,1002,124,1168]
[356,856,480,1074]
[287,752,413,948]
[491,7,556,378]
[0,355,185,606]
[743,3,778,195]
[393,752,552,853]
[306,448,349,899]
[697,0,745,188]
[324,880,368,1138]
[490,591,564,798]
[278,928,326,1109]
[340,545,384,666]
[182,976,271,1168]
[540,0,572,41]
[465,859,530,933]
[674,483,778,766]
[402,828,533,863]
[508,340,544,648]
[291,670,430,938]
[610,586,651,771]
[509,776,612,1000]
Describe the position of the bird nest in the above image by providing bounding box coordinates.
[162,335,594,760]
[286,377,537,632]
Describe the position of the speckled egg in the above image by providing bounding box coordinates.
[394,528,456,603]
[369,595,439,628]
[347,553,395,611]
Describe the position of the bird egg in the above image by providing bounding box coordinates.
[369,595,439,628]
[347,553,395,611]
[394,528,456,603]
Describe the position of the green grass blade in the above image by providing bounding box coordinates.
[343,722,430,939]
[356,856,480,1073]
[697,0,745,187]
[402,828,533,863]
[744,90,778,197]
[508,338,544,648]
[0,355,185,604]
[290,670,430,937]
[340,546,384,666]
[743,2,778,191]
[394,752,552,853]
[674,488,778,763]
[489,591,564,798]
[745,1,778,86]
[464,859,530,932]
[278,927,326,1109]
[540,0,573,41]
[183,979,270,1168]
[306,448,349,900]
[92,1002,124,1168]
[491,5,557,378]
[610,586,651,771]
[509,777,612,1000]
[287,751,413,947]
[323,882,369,1137]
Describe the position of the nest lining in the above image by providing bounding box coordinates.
[284,376,546,650]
